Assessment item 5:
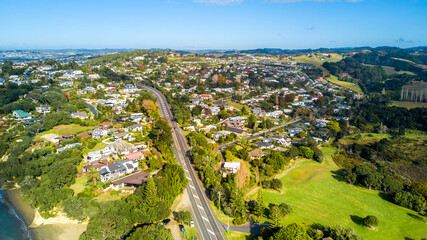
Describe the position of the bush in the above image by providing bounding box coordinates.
[173,210,192,225]
[232,216,246,225]
[363,215,379,228]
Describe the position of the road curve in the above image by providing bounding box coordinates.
[140,85,226,240]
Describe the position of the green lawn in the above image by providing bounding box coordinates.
[224,231,252,240]
[249,147,427,240]
[391,101,427,109]
[70,176,88,195]
[91,142,108,151]
[182,223,198,239]
[326,75,363,94]
[37,124,93,138]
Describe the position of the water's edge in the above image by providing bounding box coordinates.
[0,185,35,240]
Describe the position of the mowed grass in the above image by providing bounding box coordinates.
[293,53,342,76]
[251,147,427,240]
[37,124,93,139]
[70,176,88,195]
[326,75,364,94]
[339,133,391,145]
[91,142,108,151]
[391,101,427,109]
[224,231,252,240]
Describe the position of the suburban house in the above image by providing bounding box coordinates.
[253,142,274,149]
[82,161,108,173]
[223,116,246,128]
[128,124,143,132]
[91,128,108,139]
[99,159,139,182]
[13,110,31,121]
[113,132,134,141]
[212,131,232,141]
[124,151,144,161]
[111,171,149,189]
[108,140,136,155]
[78,133,91,139]
[253,107,264,116]
[87,148,113,163]
[227,127,247,135]
[99,122,113,130]
[222,162,241,176]
[248,149,266,159]
[36,106,51,115]
[57,143,81,153]
[71,112,88,119]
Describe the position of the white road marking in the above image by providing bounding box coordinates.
[189,184,195,189]
[202,216,209,222]
[197,204,204,210]
[193,194,199,199]
[207,229,215,235]
[186,176,191,180]
[184,168,189,172]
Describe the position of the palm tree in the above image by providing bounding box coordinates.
[88,168,100,186]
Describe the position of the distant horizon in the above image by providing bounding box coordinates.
[1,0,426,50]
[1,45,426,52]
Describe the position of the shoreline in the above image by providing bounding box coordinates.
[3,186,87,240]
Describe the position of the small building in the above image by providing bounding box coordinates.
[253,142,274,149]
[99,159,139,182]
[87,148,113,163]
[128,124,143,132]
[99,122,113,130]
[111,171,149,188]
[71,112,88,119]
[36,106,51,115]
[13,110,31,121]
[248,148,266,159]
[124,151,144,161]
[223,161,241,175]
[227,127,247,135]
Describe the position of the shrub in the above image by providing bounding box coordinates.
[363,215,379,228]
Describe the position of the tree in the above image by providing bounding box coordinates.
[327,121,340,133]
[128,224,173,240]
[253,190,265,217]
[142,99,157,117]
[143,177,159,208]
[88,168,100,186]
[279,202,293,216]
[173,210,192,225]
[273,223,312,240]
[269,204,282,227]
[363,215,379,228]
[299,146,314,159]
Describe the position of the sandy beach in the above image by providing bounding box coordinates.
[4,188,87,240]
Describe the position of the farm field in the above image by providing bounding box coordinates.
[249,147,427,240]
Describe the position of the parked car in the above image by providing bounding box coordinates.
[179,225,185,232]
[190,220,194,228]
[162,219,171,225]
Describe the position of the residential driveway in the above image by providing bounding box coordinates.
[165,220,183,240]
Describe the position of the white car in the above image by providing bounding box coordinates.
[190,220,194,228]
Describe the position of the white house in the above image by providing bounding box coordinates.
[36,106,51,115]
[99,160,139,182]
[87,148,113,163]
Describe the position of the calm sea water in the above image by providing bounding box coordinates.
[0,187,32,240]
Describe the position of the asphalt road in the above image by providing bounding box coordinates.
[140,85,226,240]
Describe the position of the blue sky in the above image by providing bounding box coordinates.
[0,0,426,50]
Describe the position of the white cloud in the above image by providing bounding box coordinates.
[193,0,243,5]
[270,0,362,2]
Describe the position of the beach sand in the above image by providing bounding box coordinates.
[4,188,87,240]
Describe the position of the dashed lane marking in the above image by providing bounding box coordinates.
[197,204,204,210]
[202,216,209,222]
[207,229,215,235]
[193,194,199,199]
[189,184,195,189]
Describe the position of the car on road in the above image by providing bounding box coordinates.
[190,220,194,228]
[162,219,171,225]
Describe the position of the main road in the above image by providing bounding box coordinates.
[140,85,226,240]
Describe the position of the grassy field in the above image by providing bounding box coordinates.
[339,133,391,145]
[69,176,88,195]
[391,101,427,109]
[91,142,108,151]
[405,129,427,139]
[293,53,342,76]
[325,75,363,94]
[37,124,93,139]
[381,66,415,75]
[224,231,252,240]
[249,147,427,240]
